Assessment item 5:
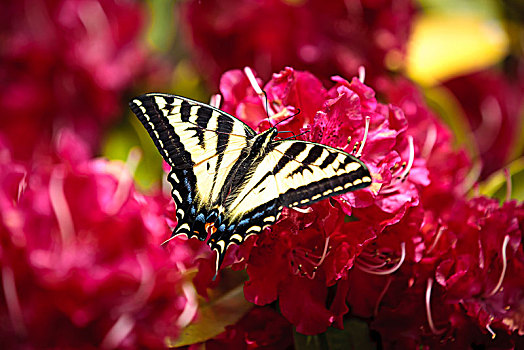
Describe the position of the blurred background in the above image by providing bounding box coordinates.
[2,0,523,198]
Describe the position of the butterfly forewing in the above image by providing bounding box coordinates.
[130,94,255,239]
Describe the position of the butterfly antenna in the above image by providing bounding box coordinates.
[272,108,301,129]
[280,129,310,141]
[262,90,271,126]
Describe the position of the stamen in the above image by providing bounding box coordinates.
[460,160,482,195]
[105,147,141,215]
[2,266,26,336]
[290,236,331,279]
[49,167,74,245]
[422,123,437,158]
[290,206,313,214]
[315,236,330,267]
[427,226,444,254]
[485,235,510,297]
[357,259,387,270]
[358,66,366,83]
[160,234,179,246]
[357,242,406,275]
[399,136,414,179]
[504,168,512,202]
[209,94,222,108]
[176,282,198,328]
[355,116,370,158]
[426,278,446,335]
[486,324,496,339]
[374,276,392,317]
[129,254,154,308]
[100,314,135,349]
[17,172,27,202]
[244,67,274,116]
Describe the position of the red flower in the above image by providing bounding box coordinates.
[349,195,524,348]
[0,132,196,348]
[376,76,472,215]
[208,67,433,334]
[443,69,524,179]
[180,0,415,86]
[0,0,155,160]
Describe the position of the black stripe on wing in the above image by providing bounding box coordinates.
[129,95,193,169]
[271,141,372,207]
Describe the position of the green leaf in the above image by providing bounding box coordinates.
[477,157,524,202]
[508,106,524,162]
[145,0,177,52]
[166,272,253,347]
[293,332,327,350]
[416,0,501,17]
[294,318,376,350]
[422,85,479,158]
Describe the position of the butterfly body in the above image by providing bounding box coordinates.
[130,94,372,270]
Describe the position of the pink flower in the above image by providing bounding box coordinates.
[443,68,524,179]
[0,0,156,160]
[0,131,196,348]
[207,67,432,334]
[179,0,415,86]
[376,76,472,215]
[205,67,523,348]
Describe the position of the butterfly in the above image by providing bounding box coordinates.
[129,93,372,272]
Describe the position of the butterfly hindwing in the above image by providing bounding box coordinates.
[218,140,372,245]
[271,141,372,207]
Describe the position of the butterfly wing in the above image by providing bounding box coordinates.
[129,93,256,241]
[210,140,371,265]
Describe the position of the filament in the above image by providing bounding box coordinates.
[422,123,437,158]
[485,235,510,297]
[244,67,274,116]
[100,314,135,349]
[2,266,26,336]
[105,147,141,215]
[209,94,222,108]
[399,136,414,179]
[486,324,496,339]
[355,116,370,158]
[49,167,74,245]
[290,206,313,214]
[426,226,444,254]
[374,276,392,317]
[291,236,331,279]
[176,282,198,328]
[357,242,405,275]
[425,278,446,335]
[358,66,366,83]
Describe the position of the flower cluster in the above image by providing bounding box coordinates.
[0,0,154,160]
[188,67,524,348]
[0,132,197,348]
[443,68,524,179]
[179,0,415,85]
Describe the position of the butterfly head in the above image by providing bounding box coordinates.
[251,127,278,154]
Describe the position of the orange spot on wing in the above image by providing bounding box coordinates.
[205,223,217,234]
